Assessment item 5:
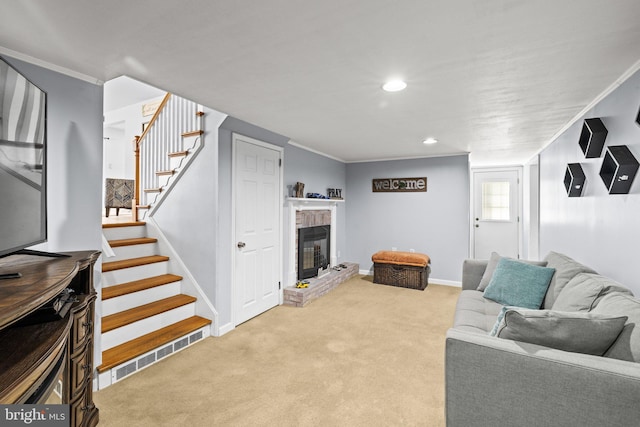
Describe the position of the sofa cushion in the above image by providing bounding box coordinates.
[494,309,628,356]
[477,252,548,291]
[483,258,555,309]
[592,293,640,362]
[552,273,634,312]
[542,252,596,309]
[453,290,503,333]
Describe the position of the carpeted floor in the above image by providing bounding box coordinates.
[93,275,460,426]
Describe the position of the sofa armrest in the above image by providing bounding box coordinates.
[445,328,640,427]
[461,259,488,290]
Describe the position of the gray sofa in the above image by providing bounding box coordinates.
[445,251,640,427]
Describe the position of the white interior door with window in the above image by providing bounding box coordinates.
[472,168,521,259]
[233,134,282,326]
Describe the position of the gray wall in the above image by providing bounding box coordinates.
[540,67,640,294]
[5,57,104,256]
[345,155,470,283]
[284,144,347,265]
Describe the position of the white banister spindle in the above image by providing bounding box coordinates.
[138,94,203,215]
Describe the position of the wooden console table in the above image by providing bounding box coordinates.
[0,251,100,427]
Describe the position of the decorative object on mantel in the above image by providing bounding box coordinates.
[599,145,639,194]
[372,177,427,193]
[327,188,343,199]
[306,193,329,199]
[578,118,608,158]
[294,182,305,198]
[564,163,586,197]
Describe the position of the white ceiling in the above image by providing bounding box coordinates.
[1,1,640,165]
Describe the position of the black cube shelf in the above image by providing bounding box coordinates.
[599,145,639,194]
[564,163,586,197]
[579,118,608,158]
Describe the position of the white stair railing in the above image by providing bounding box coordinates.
[134,93,203,220]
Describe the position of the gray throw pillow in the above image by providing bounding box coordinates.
[477,252,548,291]
[552,273,633,312]
[495,309,628,356]
[591,293,640,362]
[542,252,596,309]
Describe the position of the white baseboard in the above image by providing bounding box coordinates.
[428,278,461,287]
[217,322,234,336]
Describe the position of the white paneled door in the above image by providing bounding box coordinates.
[472,169,521,259]
[233,134,282,326]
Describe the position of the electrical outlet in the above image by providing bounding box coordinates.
[337,251,341,258]
[409,248,415,253]
[391,247,397,251]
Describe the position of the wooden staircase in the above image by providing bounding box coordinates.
[98,221,211,386]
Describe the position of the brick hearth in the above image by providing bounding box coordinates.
[284,262,359,307]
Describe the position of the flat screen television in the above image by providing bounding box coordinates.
[0,56,47,258]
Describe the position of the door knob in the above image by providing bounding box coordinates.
[237,242,246,248]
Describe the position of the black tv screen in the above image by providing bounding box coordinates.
[0,56,47,257]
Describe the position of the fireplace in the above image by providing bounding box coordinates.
[298,225,330,280]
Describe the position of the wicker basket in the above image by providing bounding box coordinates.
[373,262,430,290]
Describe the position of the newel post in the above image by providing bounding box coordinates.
[133,135,141,222]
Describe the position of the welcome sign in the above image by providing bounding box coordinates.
[372,177,427,193]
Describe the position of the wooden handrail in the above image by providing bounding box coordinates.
[132,92,171,221]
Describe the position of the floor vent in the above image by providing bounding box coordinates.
[190,330,203,343]
[157,344,173,360]
[107,325,209,386]
[115,361,137,381]
[138,353,156,369]
[174,337,189,351]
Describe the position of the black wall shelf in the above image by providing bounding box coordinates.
[564,163,586,197]
[579,118,608,158]
[599,145,639,194]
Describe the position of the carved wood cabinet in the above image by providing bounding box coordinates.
[0,251,100,427]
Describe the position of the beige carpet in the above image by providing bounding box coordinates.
[94,275,460,426]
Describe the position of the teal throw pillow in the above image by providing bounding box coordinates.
[483,258,556,309]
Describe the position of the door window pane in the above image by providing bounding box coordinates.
[482,181,510,220]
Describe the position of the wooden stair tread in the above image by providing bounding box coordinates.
[102,294,196,333]
[136,205,151,209]
[108,237,157,248]
[168,150,188,158]
[102,221,146,229]
[102,274,183,300]
[102,255,169,272]
[97,316,211,373]
[182,130,204,138]
[144,187,162,193]
[156,170,175,176]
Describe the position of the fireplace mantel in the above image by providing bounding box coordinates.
[286,198,343,287]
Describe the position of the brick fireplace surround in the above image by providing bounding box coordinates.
[284,198,358,306]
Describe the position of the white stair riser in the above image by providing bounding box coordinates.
[107,243,157,262]
[103,226,147,241]
[102,303,195,351]
[97,324,210,390]
[102,262,170,287]
[102,282,182,316]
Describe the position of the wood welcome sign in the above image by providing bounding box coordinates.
[372,177,427,192]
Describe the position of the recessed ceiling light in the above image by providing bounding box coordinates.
[423,137,438,145]
[382,80,407,92]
